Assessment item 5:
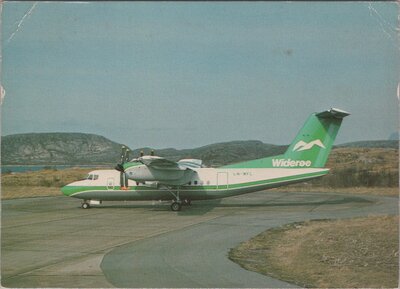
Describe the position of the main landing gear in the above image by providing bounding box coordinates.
[170,201,182,212]
[170,199,191,211]
[164,186,192,211]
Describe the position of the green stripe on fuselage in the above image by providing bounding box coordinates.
[61,170,328,198]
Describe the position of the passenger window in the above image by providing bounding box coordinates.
[188,181,191,185]
[87,174,94,180]
[94,175,99,180]
[194,180,198,185]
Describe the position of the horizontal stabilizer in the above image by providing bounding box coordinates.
[316,108,350,119]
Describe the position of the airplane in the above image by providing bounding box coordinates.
[61,108,349,211]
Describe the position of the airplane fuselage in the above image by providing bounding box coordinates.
[61,108,349,210]
[61,167,328,202]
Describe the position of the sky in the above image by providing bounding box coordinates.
[1,2,398,149]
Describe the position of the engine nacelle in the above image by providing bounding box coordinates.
[125,165,195,185]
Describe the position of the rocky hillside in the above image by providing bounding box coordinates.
[1,132,398,167]
[1,133,286,166]
[1,133,123,165]
[337,140,398,149]
[132,141,287,167]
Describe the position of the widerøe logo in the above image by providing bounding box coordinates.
[272,159,312,167]
[292,139,325,152]
[272,139,325,167]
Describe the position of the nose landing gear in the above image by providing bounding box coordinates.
[81,201,90,209]
[81,200,101,209]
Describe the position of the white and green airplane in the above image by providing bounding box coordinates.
[61,108,349,211]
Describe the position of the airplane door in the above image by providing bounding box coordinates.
[107,178,115,190]
[217,172,228,190]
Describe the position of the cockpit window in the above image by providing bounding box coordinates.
[86,174,99,180]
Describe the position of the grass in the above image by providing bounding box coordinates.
[229,215,399,288]
[1,168,95,199]
[317,148,399,188]
[1,185,65,199]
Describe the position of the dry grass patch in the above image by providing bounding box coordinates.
[2,168,94,186]
[1,185,63,199]
[229,215,399,288]
[1,168,98,199]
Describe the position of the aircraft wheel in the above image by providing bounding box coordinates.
[171,202,182,211]
[82,202,90,209]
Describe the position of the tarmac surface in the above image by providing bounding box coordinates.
[1,190,398,288]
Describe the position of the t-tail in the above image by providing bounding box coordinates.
[223,108,350,169]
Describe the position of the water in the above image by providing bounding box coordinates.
[1,165,110,173]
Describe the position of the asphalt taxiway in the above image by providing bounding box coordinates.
[1,191,398,288]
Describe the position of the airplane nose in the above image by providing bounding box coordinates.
[61,185,75,196]
[61,185,68,196]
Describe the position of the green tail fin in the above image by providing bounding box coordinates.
[222,108,349,169]
[282,108,350,168]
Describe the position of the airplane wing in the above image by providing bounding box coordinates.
[178,159,203,168]
[135,156,184,171]
[133,156,203,171]
[125,156,200,186]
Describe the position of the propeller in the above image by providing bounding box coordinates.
[125,148,130,163]
[115,146,126,172]
[115,148,156,189]
[115,145,130,189]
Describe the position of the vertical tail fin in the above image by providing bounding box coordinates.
[222,108,349,169]
[283,108,350,168]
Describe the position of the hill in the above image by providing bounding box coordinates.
[1,133,123,165]
[337,140,398,149]
[1,133,398,167]
[1,133,287,166]
[132,141,287,167]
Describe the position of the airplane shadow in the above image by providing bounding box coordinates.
[84,195,373,216]
[91,199,223,215]
[214,196,373,208]
[176,195,373,216]
[177,199,222,216]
